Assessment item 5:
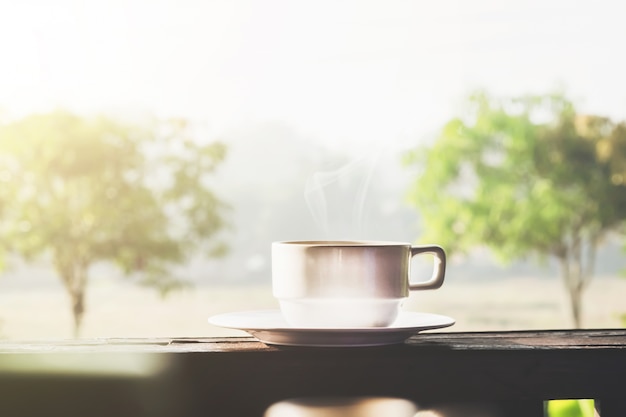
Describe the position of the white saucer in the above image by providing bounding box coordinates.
[207,310,455,347]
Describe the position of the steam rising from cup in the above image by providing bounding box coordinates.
[304,153,379,238]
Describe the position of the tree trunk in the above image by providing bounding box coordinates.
[557,235,598,329]
[69,262,88,338]
[71,288,85,338]
[568,281,583,329]
[55,250,89,338]
[571,234,583,329]
[557,254,583,329]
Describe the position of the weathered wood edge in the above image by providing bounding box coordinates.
[0,329,623,353]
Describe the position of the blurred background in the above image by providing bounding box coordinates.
[0,0,625,340]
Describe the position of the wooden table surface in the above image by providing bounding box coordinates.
[0,329,624,417]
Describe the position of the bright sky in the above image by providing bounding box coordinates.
[1,0,625,150]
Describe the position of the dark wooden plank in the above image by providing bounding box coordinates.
[172,347,623,416]
[497,401,546,417]
[405,329,626,350]
[1,329,625,353]
[596,398,626,417]
[0,330,624,417]
[420,401,545,417]
[2,329,625,352]
[161,330,626,416]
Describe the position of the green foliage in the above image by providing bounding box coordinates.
[404,91,626,327]
[406,92,624,259]
[0,111,229,334]
[547,400,595,417]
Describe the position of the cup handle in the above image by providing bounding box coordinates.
[409,245,446,290]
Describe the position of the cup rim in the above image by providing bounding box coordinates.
[273,240,411,247]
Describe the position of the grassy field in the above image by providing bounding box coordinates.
[0,275,624,340]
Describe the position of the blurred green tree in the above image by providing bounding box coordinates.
[0,111,229,336]
[547,399,595,417]
[404,92,626,328]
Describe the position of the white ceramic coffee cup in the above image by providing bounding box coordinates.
[272,240,446,328]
